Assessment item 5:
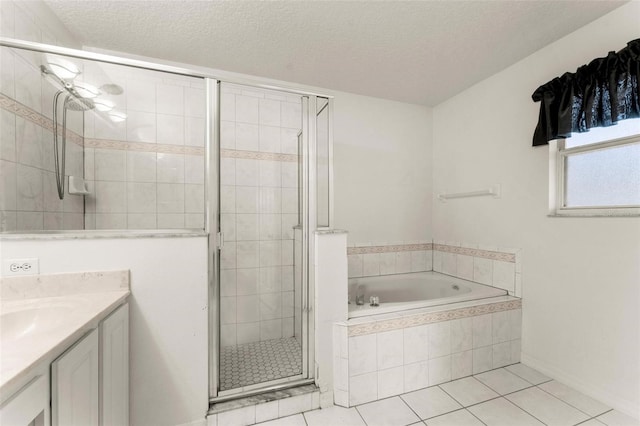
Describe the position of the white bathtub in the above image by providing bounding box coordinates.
[348,271,507,318]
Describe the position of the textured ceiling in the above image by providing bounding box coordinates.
[43,1,626,106]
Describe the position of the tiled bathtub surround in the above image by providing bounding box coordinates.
[433,242,521,295]
[333,297,522,407]
[348,242,521,296]
[347,242,433,278]
[218,82,302,349]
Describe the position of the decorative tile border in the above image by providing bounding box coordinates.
[1,93,84,146]
[347,243,432,255]
[433,243,516,263]
[84,138,204,156]
[347,298,521,337]
[1,94,303,161]
[220,148,298,163]
[1,93,205,156]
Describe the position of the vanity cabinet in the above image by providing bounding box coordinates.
[49,302,129,426]
[0,271,129,426]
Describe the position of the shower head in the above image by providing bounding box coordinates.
[65,96,95,111]
[100,83,124,95]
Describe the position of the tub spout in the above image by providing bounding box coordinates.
[355,285,365,305]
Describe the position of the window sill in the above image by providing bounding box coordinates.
[548,209,640,218]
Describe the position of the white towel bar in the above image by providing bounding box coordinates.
[438,184,501,202]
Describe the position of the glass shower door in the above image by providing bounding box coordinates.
[216,82,306,395]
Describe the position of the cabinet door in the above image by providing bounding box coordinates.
[52,328,99,426]
[0,374,50,426]
[100,303,129,426]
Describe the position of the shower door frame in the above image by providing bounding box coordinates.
[207,88,332,401]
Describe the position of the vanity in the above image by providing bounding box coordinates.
[0,271,130,426]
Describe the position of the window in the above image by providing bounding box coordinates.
[550,118,640,216]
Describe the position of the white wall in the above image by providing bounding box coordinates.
[432,2,640,417]
[333,93,432,244]
[0,237,209,426]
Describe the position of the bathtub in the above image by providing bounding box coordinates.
[348,271,507,318]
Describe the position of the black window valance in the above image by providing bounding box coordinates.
[531,39,640,146]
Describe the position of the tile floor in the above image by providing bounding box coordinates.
[220,337,302,391]
[254,364,640,426]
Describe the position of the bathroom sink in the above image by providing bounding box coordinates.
[1,306,74,342]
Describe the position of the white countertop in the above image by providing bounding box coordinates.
[0,271,130,396]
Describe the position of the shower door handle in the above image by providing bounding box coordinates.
[217,232,224,249]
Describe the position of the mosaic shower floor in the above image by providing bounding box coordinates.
[220,337,302,391]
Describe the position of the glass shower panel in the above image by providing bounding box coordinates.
[316,97,330,227]
[218,82,304,392]
[0,45,206,233]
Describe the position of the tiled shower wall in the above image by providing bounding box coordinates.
[82,64,206,230]
[0,3,207,231]
[0,1,84,231]
[218,83,302,347]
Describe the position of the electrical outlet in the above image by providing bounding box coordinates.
[2,258,39,276]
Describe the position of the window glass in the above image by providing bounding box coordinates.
[564,142,640,207]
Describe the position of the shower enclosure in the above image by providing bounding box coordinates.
[0,38,333,402]
[211,82,333,399]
